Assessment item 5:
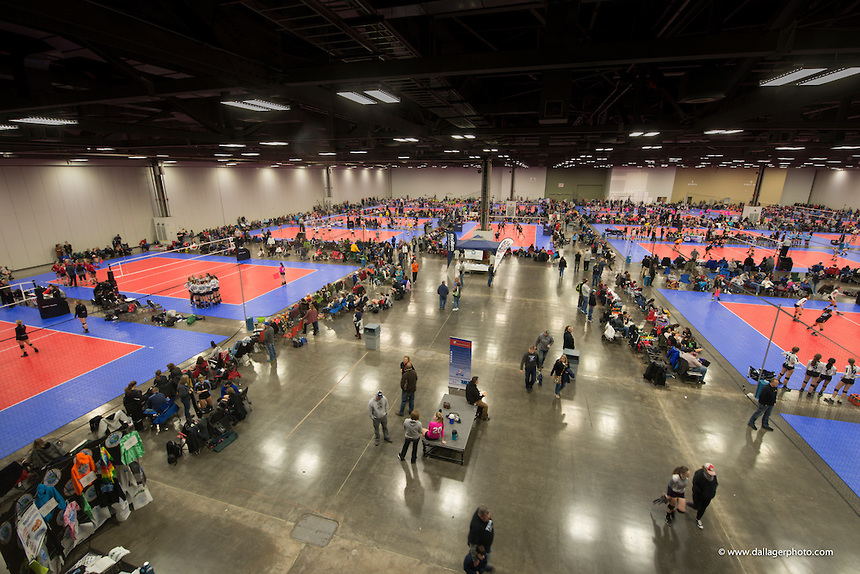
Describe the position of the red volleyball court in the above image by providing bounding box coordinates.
[459,223,538,248]
[639,243,854,269]
[53,256,315,304]
[268,226,404,243]
[0,321,141,410]
[721,302,860,365]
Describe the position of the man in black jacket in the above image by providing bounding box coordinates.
[467,506,495,572]
[396,360,418,416]
[747,377,778,431]
[466,376,489,421]
[691,463,718,530]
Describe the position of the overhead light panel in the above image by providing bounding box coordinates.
[69,158,88,162]
[95,147,114,151]
[289,158,302,161]
[244,99,290,111]
[0,124,19,130]
[219,143,246,148]
[832,145,860,150]
[337,91,376,105]
[363,89,400,103]
[222,100,290,111]
[760,68,826,86]
[775,146,805,151]
[629,131,644,137]
[393,137,418,143]
[643,131,660,137]
[350,150,368,154]
[241,152,260,156]
[163,160,177,164]
[10,116,78,126]
[398,156,410,159]
[128,156,147,159]
[214,153,232,157]
[259,141,289,146]
[705,129,744,135]
[798,67,860,85]
[451,135,464,140]
[319,152,336,156]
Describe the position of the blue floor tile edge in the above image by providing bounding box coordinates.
[0,305,221,459]
[781,414,860,499]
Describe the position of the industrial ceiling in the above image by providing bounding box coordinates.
[1,0,860,170]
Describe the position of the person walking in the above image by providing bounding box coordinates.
[520,345,539,392]
[824,358,858,405]
[452,279,461,311]
[438,280,449,309]
[397,410,423,463]
[558,256,567,279]
[691,463,718,529]
[467,506,495,572]
[262,321,277,362]
[573,250,581,272]
[14,319,39,357]
[74,301,89,333]
[457,258,465,286]
[653,466,690,525]
[353,310,363,339]
[397,359,418,416]
[302,304,319,336]
[712,275,724,301]
[463,546,489,574]
[411,258,419,283]
[176,374,194,422]
[368,391,392,446]
[550,354,573,399]
[487,264,495,287]
[535,330,554,370]
[747,377,778,431]
[579,281,591,315]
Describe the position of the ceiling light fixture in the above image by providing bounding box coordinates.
[241,152,260,156]
[775,146,805,151]
[350,150,368,154]
[95,147,115,151]
[10,116,78,126]
[798,67,860,85]
[128,156,147,159]
[319,152,336,156]
[0,124,19,130]
[69,158,88,162]
[363,89,400,103]
[260,141,289,146]
[219,143,246,148]
[832,145,860,150]
[704,129,743,135]
[393,137,419,143]
[398,156,410,159]
[629,131,644,137]
[760,68,826,86]
[451,135,464,140]
[222,100,290,111]
[337,91,376,105]
[643,131,660,137]
[289,158,302,161]
[214,153,232,157]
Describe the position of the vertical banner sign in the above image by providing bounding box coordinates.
[446,231,457,267]
[494,237,514,267]
[449,337,472,389]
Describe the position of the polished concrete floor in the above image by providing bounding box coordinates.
[3,243,859,574]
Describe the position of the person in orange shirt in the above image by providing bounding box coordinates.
[411,258,419,283]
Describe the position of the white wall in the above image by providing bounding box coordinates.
[608,167,676,203]
[497,167,547,200]
[162,165,326,230]
[329,167,390,204]
[779,169,815,206]
[808,169,860,210]
[0,160,154,270]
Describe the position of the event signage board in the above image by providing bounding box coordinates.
[449,337,472,390]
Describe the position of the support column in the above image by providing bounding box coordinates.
[149,160,169,217]
[750,167,765,206]
[480,157,492,231]
[324,165,333,207]
[509,165,517,200]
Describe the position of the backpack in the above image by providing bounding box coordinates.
[89,415,103,433]
[576,283,582,293]
[166,441,182,465]
[176,382,190,400]
[186,315,196,325]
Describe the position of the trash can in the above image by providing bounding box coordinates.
[563,349,580,378]
[246,317,255,332]
[364,323,381,350]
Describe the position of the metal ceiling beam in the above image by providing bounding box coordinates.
[281,29,860,85]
